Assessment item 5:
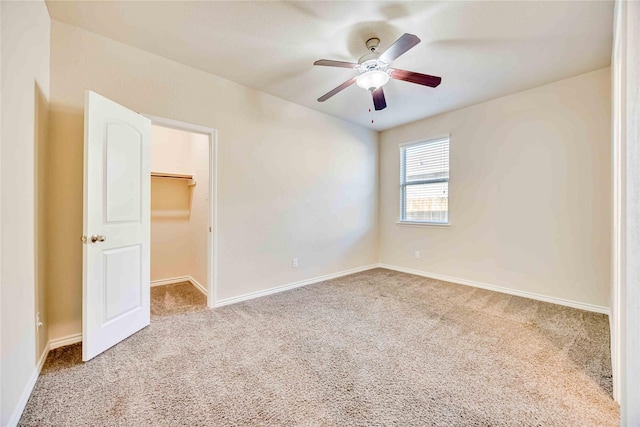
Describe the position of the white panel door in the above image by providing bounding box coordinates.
[82,91,151,361]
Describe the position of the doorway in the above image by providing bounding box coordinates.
[146,115,217,316]
[82,92,218,361]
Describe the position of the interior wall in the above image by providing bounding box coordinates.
[378,68,612,309]
[188,132,210,288]
[47,21,378,339]
[150,178,193,281]
[151,124,192,175]
[0,1,50,425]
[612,0,640,423]
[35,57,49,373]
[150,126,209,288]
[150,126,193,282]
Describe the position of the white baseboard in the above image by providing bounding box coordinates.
[8,332,83,425]
[378,263,610,315]
[150,276,191,287]
[214,264,379,308]
[49,333,83,350]
[7,342,50,427]
[151,276,207,296]
[187,276,207,296]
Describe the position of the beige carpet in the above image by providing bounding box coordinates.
[150,281,207,318]
[20,268,618,426]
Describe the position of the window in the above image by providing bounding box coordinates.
[399,136,450,224]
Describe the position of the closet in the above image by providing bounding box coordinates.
[150,124,209,314]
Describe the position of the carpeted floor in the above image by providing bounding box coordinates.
[20,268,618,426]
[150,281,207,318]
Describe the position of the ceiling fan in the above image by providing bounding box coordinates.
[314,33,442,111]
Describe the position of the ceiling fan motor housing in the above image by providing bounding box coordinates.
[358,58,388,71]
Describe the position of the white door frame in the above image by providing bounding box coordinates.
[144,114,218,308]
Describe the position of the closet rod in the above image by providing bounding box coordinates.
[150,172,194,180]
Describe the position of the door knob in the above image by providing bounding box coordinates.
[91,234,106,243]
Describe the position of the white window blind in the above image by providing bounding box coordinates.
[399,136,450,223]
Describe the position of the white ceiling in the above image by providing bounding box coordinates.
[46,1,614,131]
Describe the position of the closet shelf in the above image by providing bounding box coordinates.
[151,172,196,186]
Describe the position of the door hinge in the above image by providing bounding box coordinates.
[209,227,212,232]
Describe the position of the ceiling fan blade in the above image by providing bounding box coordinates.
[378,33,421,64]
[390,69,442,87]
[372,87,387,111]
[313,59,359,69]
[317,77,357,102]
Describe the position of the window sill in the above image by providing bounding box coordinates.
[396,221,451,228]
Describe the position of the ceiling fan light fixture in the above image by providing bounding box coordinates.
[356,70,390,91]
[314,33,441,111]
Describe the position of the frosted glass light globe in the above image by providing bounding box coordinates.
[356,70,390,91]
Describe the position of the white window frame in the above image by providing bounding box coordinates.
[397,134,451,227]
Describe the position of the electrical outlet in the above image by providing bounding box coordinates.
[292,258,299,268]
[414,251,421,259]
[36,312,43,330]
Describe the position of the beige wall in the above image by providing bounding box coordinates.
[0,1,50,425]
[47,21,378,339]
[379,68,612,308]
[151,125,192,176]
[150,125,209,287]
[150,177,193,280]
[188,132,210,287]
[35,62,49,369]
[150,125,193,281]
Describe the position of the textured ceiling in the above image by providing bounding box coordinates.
[46,1,614,131]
